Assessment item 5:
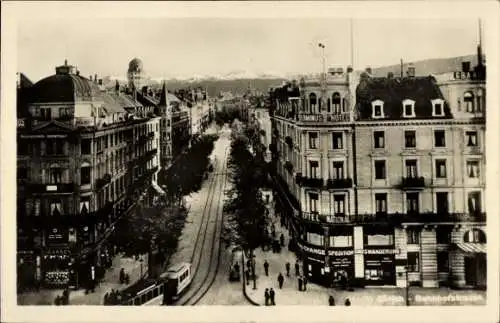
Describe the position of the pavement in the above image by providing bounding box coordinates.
[244,202,487,306]
[17,252,148,305]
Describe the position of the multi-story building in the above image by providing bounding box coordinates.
[16,60,161,289]
[270,51,486,289]
[249,102,272,161]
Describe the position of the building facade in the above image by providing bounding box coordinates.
[270,56,486,289]
[17,61,161,289]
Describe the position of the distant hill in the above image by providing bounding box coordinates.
[370,54,483,77]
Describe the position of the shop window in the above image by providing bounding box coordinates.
[407,252,420,272]
[406,192,419,214]
[434,130,446,148]
[404,131,416,148]
[365,234,394,246]
[437,252,449,272]
[374,160,386,180]
[308,132,318,149]
[407,228,420,244]
[466,160,479,178]
[436,226,452,244]
[467,191,482,214]
[332,161,344,180]
[435,159,447,178]
[306,232,324,246]
[405,159,418,178]
[463,229,486,243]
[373,131,385,149]
[466,131,478,147]
[332,132,343,149]
[375,193,387,214]
[331,235,352,247]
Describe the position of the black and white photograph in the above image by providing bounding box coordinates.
[1,1,499,323]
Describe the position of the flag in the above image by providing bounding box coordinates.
[318,43,325,48]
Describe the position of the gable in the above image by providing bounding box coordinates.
[32,121,74,133]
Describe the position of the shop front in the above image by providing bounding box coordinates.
[363,250,396,286]
[329,250,355,286]
[43,248,71,287]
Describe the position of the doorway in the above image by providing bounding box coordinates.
[465,254,486,288]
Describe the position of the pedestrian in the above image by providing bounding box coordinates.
[234,262,240,273]
[264,288,270,306]
[272,227,276,238]
[302,275,307,291]
[295,261,300,276]
[104,292,109,305]
[245,269,250,285]
[344,298,351,306]
[280,233,285,246]
[269,288,275,305]
[62,289,69,305]
[277,273,284,289]
[125,273,130,284]
[119,268,125,284]
[246,259,251,270]
[264,260,269,276]
[328,295,335,306]
[285,262,290,277]
[298,276,303,291]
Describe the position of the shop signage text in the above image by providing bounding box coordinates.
[298,242,397,256]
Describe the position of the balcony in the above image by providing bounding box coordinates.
[297,176,324,188]
[95,174,112,190]
[327,178,353,189]
[400,176,425,189]
[352,212,486,224]
[301,212,351,224]
[26,183,75,194]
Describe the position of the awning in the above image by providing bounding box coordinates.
[151,182,166,195]
[454,242,486,254]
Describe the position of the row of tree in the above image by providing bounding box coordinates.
[214,107,244,127]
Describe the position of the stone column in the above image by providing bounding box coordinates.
[353,226,364,279]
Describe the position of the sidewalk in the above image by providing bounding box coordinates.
[18,252,148,305]
[244,202,486,306]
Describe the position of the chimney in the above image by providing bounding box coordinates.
[365,67,372,75]
[407,64,415,77]
[347,66,353,73]
[462,61,471,73]
[387,72,394,79]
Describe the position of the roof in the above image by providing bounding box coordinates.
[166,262,191,274]
[128,58,143,73]
[355,76,452,120]
[101,93,131,114]
[31,73,100,103]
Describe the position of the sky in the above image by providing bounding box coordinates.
[17,18,482,82]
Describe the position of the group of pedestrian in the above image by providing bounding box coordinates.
[54,289,69,305]
[103,289,123,305]
[119,268,130,285]
[264,288,276,306]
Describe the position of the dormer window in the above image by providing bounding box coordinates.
[431,99,445,117]
[371,100,385,119]
[402,99,416,118]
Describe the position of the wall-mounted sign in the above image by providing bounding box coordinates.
[453,71,480,81]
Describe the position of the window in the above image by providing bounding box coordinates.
[406,193,419,214]
[464,92,475,113]
[466,131,478,147]
[405,159,418,178]
[309,93,317,113]
[467,160,480,178]
[81,166,91,185]
[331,235,352,248]
[306,232,324,246]
[40,108,52,120]
[81,139,91,155]
[434,130,446,147]
[365,234,394,246]
[407,229,420,244]
[308,132,318,149]
[375,193,387,214]
[437,252,449,272]
[374,160,386,180]
[407,252,420,272]
[436,192,449,214]
[436,226,452,244]
[404,131,416,148]
[402,99,416,118]
[309,160,319,178]
[435,159,447,178]
[46,140,64,155]
[49,200,62,216]
[432,99,445,117]
[309,192,318,213]
[371,100,384,119]
[332,132,343,149]
[332,161,344,179]
[464,229,486,243]
[332,92,341,114]
[49,166,63,184]
[80,197,90,214]
[333,195,345,215]
[373,131,385,149]
[467,191,481,214]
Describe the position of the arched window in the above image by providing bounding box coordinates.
[309,93,317,113]
[332,92,341,114]
[463,228,486,243]
[464,92,475,113]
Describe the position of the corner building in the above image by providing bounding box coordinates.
[17,61,161,289]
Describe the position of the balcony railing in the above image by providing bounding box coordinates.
[326,178,353,189]
[296,175,323,188]
[26,183,75,193]
[352,212,486,224]
[301,212,351,224]
[400,176,425,189]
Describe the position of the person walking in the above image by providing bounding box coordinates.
[269,288,276,305]
[298,276,303,291]
[302,275,308,291]
[328,295,335,306]
[285,262,290,277]
[277,273,284,289]
[295,261,300,276]
[264,288,270,306]
[280,233,285,246]
[119,268,125,284]
[344,298,351,306]
[264,260,269,276]
[245,269,250,285]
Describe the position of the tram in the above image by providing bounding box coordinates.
[162,262,192,304]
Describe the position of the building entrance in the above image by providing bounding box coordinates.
[465,254,486,288]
